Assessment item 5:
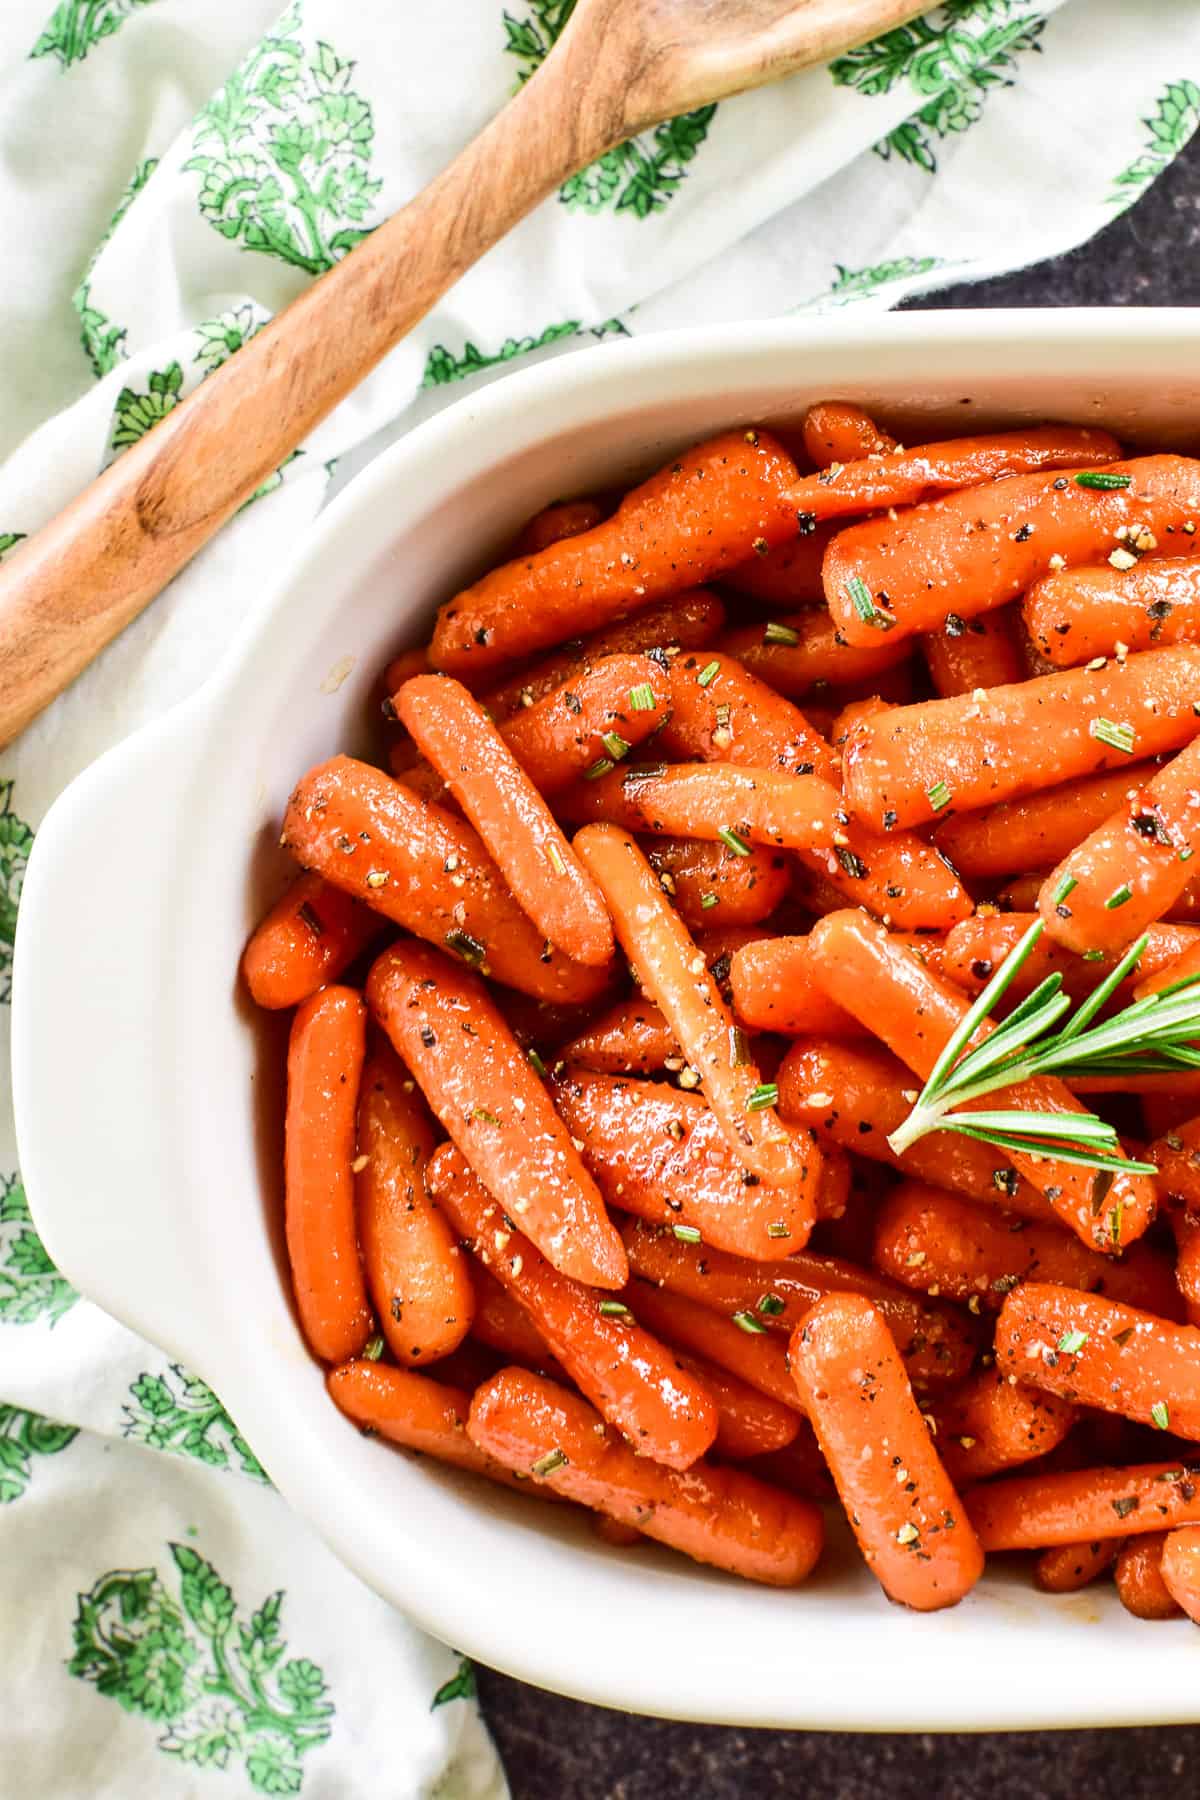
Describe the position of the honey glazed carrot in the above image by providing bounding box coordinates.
[802,400,898,468]
[730,937,867,1038]
[922,603,1025,698]
[327,1360,538,1496]
[790,1293,984,1611]
[719,607,911,700]
[1023,551,1200,667]
[242,871,385,1010]
[622,1278,801,1410]
[1114,1532,1182,1619]
[1034,1538,1120,1593]
[721,522,838,605]
[967,1461,1200,1551]
[431,430,804,676]
[643,834,790,928]
[930,766,1159,882]
[513,497,607,556]
[928,1368,1077,1486]
[940,914,1200,1003]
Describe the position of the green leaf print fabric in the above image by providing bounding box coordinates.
[0,0,1198,1789]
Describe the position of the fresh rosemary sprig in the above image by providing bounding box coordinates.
[888,917,1200,1173]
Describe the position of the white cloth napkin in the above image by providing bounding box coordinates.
[2,1,1198,1791]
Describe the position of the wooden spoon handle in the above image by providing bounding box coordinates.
[0,66,588,747]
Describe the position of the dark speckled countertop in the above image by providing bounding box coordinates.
[475,133,1200,1799]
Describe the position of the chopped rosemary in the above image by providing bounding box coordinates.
[730,1027,751,1067]
[1104,884,1133,910]
[697,660,720,687]
[888,916,1187,1173]
[472,1107,500,1126]
[531,1449,568,1478]
[546,842,566,876]
[362,1336,385,1362]
[1074,470,1132,490]
[757,1294,785,1317]
[1089,716,1135,755]
[628,683,657,711]
[297,899,325,937]
[1151,1400,1171,1431]
[717,827,752,857]
[1057,1329,1088,1355]
[926,780,953,813]
[763,621,801,647]
[732,1310,767,1335]
[1053,874,1077,904]
[598,1300,631,1318]
[445,928,487,966]
[746,1082,778,1113]
[602,731,631,760]
[527,1049,548,1079]
[766,1222,790,1238]
[672,1223,702,1244]
[845,575,879,624]
[583,757,615,781]
[700,892,719,910]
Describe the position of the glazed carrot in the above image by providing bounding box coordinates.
[513,497,607,556]
[478,653,668,798]
[396,676,613,967]
[720,608,910,699]
[428,1144,716,1469]
[644,835,790,928]
[550,1068,819,1258]
[282,757,610,1004]
[381,646,431,706]
[776,1037,1058,1225]
[573,825,810,1192]
[721,522,838,605]
[624,1279,800,1408]
[620,1217,976,1388]
[478,590,726,724]
[995,1284,1200,1439]
[242,871,386,1011]
[356,1044,473,1366]
[367,940,626,1288]
[825,455,1200,647]
[656,651,972,931]
[1114,1532,1182,1618]
[790,1294,983,1611]
[931,767,1156,881]
[930,1369,1077,1486]
[488,986,609,1059]
[564,761,835,854]
[1039,738,1200,954]
[968,1460,1200,1550]
[327,1360,536,1496]
[1161,1527,1200,1622]
[941,914,1200,1003]
[794,426,1122,527]
[670,1347,801,1459]
[657,650,839,783]
[467,1266,562,1369]
[746,1426,837,1502]
[431,430,803,676]
[284,987,373,1364]
[802,400,897,467]
[467,1367,823,1586]
[731,937,865,1038]
[558,996,678,1074]
[871,1182,1182,1319]
[922,604,1025,698]
[842,646,1200,831]
[828,694,895,748]
[1135,936,1200,1000]
[1034,1538,1120,1593]
[1024,553,1200,666]
[1149,1118,1200,1210]
[803,909,1156,1253]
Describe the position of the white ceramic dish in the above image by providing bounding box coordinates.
[16,310,1200,1730]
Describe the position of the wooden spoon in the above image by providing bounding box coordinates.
[0,0,925,747]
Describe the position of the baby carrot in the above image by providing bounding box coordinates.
[941,914,1200,1003]
[468,1265,564,1372]
[931,767,1154,881]
[794,425,1122,525]
[657,650,839,784]
[242,871,386,1010]
[356,1042,473,1366]
[1135,936,1200,1000]
[397,675,613,967]
[285,987,373,1363]
[367,940,626,1288]
[922,603,1025,698]
[1034,1538,1120,1593]
[428,1144,716,1470]
[624,1279,800,1408]
[930,1369,1077,1486]
[1148,1117,1200,1210]
[825,455,1200,647]
[842,646,1200,831]
[282,756,610,1004]
[644,835,790,928]
[494,653,671,797]
[558,996,678,1074]
[467,1367,823,1586]
[802,400,897,467]
[720,608,910,699]
[730,937,866,1038]
[573,824,809,1191]
[620,1217,976,1387]
[776,1037,1057,1224]
[1039,738,1200,954]
[669,1347,801,1459]
[381,646,431,704]
[431,430,802,676]
[746,1427,837,1503]
[995,1283,1200,1438]
[478,590,726,724]
[513,497,607,556]
[790,1293,984,1611]
[327,1360,538,1496]
[550,1067,819,1258]
[968,1460,1200,1550]
[1024,553,1200,667]
[721,523,838,605]
[871,1181,1182,1319]
[802,909,1156,1253]
[564,761,835,855]
[1160,1527,1200,1622]
[1114,1532,1182,1619]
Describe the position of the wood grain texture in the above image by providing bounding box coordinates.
[0,0,926,746]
